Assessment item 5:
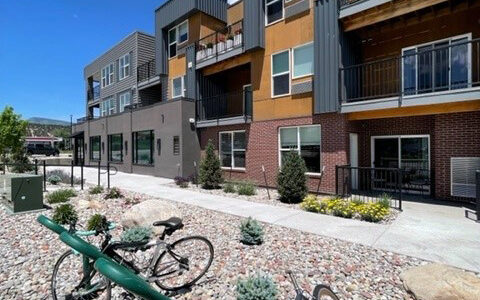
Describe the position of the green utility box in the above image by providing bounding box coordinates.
[1,174,44,214]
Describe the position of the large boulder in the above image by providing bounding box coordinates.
[401,263,480,300]
[121,199,182,235]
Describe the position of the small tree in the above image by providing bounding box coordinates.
[199,140,223,189]
[0,106,28,163]
[277,151,308,203]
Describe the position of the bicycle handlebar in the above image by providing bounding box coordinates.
[75,222,117,237]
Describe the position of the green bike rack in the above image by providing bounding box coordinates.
[59,232,110,261]
[37,215,67,235]
[94,258,170,300]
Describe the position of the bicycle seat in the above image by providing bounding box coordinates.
[152,217,183,233]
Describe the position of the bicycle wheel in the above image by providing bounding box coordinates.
[312,284,339,300]
[153,236,214,291]
[51,250,111,300]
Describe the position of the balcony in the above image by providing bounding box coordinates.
[196,90,252,128]
[340,38,480,112]
[87,85,100,102]
[137,59,162,90]
[195,20,244,69]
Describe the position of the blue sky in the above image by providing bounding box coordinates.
[0,0,165,122]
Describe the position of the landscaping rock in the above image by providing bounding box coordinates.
[77,199,90,210]
[121,199,182,235]
[88,199,103,210]
[401,263,480,300]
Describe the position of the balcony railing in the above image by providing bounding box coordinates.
[195,20,243,63]
[87,85,100,102]
[339,0,363,8]
[137,59,156,82]
[196,90,252,122]
[340,38,480,103]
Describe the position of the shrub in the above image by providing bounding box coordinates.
[46,169,83,185]
[47,175,62,185]
[358,202,390,222]
[277,151,307,204]
[236,181,256,196]
[174,176,189,188]
[236,274,278,300]
[89,185,104,195]
[240,217,264,245]
[47,189,77,204]
[121,226,153,243]
[326,197,355,218]
[223,182,236,193]
[52,204,78,225]
[300,195,327,213]
[10,150,33,173]
[104,187,123,199]
[378,193,392,209]
[86,214,109,232]
[199,140,223,189]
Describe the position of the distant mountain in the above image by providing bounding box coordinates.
[27,117,70,126]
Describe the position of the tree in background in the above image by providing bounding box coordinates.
[277,151,308,203]
[52,127,71,150]
[0,106,28,163]
[199,140,223,189]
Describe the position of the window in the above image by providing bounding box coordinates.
[279,125,321,173]
[272,50,290,97]
[219,131,246,169]
[173,136,180,155]
[119,91,131,112]
[293,42,313,78]
[266,0,284,25]
[101,63,114,87]
[100,97,116,116]
[172,76,185,98]
[108,134,123,162]
[402,34,471,95]
[178,20,188,44]
[90,136,101,161]
[133,130,154,165]
[119,53,130,80]
[168,20,189,58]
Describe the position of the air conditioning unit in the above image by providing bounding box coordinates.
[1,174,44,214]
[451,157,480,198]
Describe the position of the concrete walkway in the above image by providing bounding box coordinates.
[51,167,480,272]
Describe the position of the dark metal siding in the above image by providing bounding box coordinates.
[185,45,197,99]
[244,0,265,51]
[313,0,340,113]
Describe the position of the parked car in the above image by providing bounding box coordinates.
[25,144,60,156]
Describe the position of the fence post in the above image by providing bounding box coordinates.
[398,168,403,211]
[81,160,84,190]
[70,160,74,187]
[3,160,6,174]
[262,165,271,200]
[107,162,110,189]
[335,165,339,196]
[43,160,47,192]
[476,170,480,222]
[34,159,38,175]
[97,161,101,186]
[194,161,198,187]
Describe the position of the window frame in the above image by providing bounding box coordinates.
[168,20,189,59]
[118,90,131,113]
[292,41,314,79]
[132,130,154,165]
[171,75,185,98]
[100,97,116,117]
[108,133,123,163]
[89,136,101,161]
[265,0,285,26]
[278,125,322,175]
[168,27,177,59]
[119,53,130,80]
[177,20,189,45]
[219,130,246,170]
[101,63,114,88]
[271,49,291,98]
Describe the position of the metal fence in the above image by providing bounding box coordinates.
[137,59,156,82]
[336,165,403,210]
[338,0,363,9]
[196,90,252,121]
[195,20,243,63]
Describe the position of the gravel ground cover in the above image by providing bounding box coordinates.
[0,185,423,299]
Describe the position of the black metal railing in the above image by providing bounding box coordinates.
[340,38,480,102]
[336,165,403,210]
[196,90,252,122]
[339,0,363,8]
[137,59,156,82]
[87,85,100,102]
[196,20,243,63]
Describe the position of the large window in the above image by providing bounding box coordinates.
[119,91,131,112]
[293,42,313,78]
[168,20,189,58]
[119,53,130,80]
[402,34,470,94]
[265,0,284,25]
[100,97,116,116]
[108,134,123,162]
[219,131,246,169]
[90,136,101,161]
[133,130,154,165]
[279,125,321,173]
[178,21,188,44]
[172,76,185,98]
[272,50,290,97]
[101,63,114,88]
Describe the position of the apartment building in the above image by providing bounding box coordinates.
[73,0,480,202]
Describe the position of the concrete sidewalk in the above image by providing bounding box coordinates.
[52,167,480,272]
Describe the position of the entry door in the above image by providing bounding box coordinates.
[349,133,358,190]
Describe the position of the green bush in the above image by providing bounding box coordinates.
[378,193,392,209]
[240,217,264,245]
[52,204,78,225]
[47,189,77,204]
[174,176,189,188]
[236,274,278,300]
[10,150,33,173]
[89,185,104,195]
[121,226,153,243]
[277,151,307,204]
[300,194,327,213]
[47,175,62,185]
[104,187,123,199]
[236,181,256,196]
[223,182,236,193]
[46,169,83,185]
[86,214,109,232]
[357,202,390,222]
[199,140,223,189]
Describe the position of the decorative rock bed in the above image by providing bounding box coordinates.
[0,186,423,299]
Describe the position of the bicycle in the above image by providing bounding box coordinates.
[287,270,339,300]
[38,215,214,300]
